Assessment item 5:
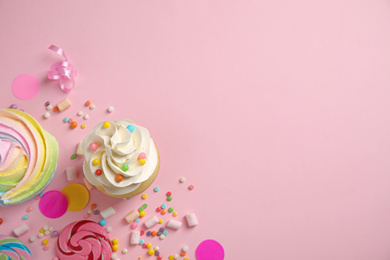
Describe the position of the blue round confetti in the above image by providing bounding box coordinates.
[135,218,140,223]
[99,219,106,226]
[161,204,167,209]
[22,215,28,220]
[154,187,159,192]
[139,239,145,245]
[162,230,168,236]
[127,125,135,132]
[63,117,69,123]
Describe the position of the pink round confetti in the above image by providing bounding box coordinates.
[39,190,68,219]
[188,184,194,190]
[11,73,40,100]
[26,206,33,212]
[138,152,146,159]
[131,222,138,229]
[196,240,224,260]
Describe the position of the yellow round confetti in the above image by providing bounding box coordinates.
[158,218,163,224]
[112,238,119,245]
[61,183,90,212]
[148,249,155,255]
[138,257,142,259]
[169,255,175,260]
[172,212,178,217]
[40,228,45,233]
[112,244,119,251]
[141,194,147,199]
[184,258,189,260]
[42,239,48,245]
[92,158,99,165]
[81,124,86,129]
[139,159,146,165]
[139,211,145,217]
[146,243,152,249]
[103,121,110,128]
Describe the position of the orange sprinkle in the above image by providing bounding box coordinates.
[181,251,186,256]
[85,100,92,106]
[152,231,157,236]
[115,174,124,182]
[70,122,77,128]
[53,106,59,112]
[161,210,166,215]
[90,203,97,209]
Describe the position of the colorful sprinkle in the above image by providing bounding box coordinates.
[70,121,77,128]
[161,210,166,215]
[89,142,98,151]
[22,215,28,220]
[167,196,172,201]
[92,158,100,165]
[162,230,168,236]
[85,100,92,106]
[53,106,59,112]
[138,152,146,159]
[81,124,86,129]
[139,211,145,217]
[115,174,124,182]
[166,192,172,197]
[188,184,194,190]
[103,121,110,128]
[141,194,147,199]
[154,187,159,192]
[112,238,119,245]
[63,117,69,123]
[172,211,178,217]
[71,154,77,159]
[158,218,163,224]
[135,218,140,223]
[161,204,167,209]
[127,125,135,132]
[142,204,148,209]
[139,159,146,165]
[112,244,119,251]
[95,169,102,176]
[122,164,129,172]
[139,239,145,245]
[131,222,138,229]
[168,207,173,213]
[99,219,106,226]
[43,239,48,245]
[148,249,155,255]
[26,206,33,212]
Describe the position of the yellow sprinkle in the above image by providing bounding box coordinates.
[112,244,119,251]
[112,238,119,245]
[139,211,146,217]
[158,218,163,224]
[141,194,147,199]
[172,211,178,217]
[42,239,48,245]
[81,123,86,129]
[148,249,155,255]
[169,255,175,260]
[139,159,146,165]
[40,228,45,233]
[103,121,110,128]
[92,158,99,165]
[184,258,189,260]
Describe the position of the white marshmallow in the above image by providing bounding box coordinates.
[65,166,78,181]
[130,231,140,245]
[76,141,84,156]
[144,216,159,229]
[100,207,116,219]
[166,219,182,230]
[185,213,198,227]
[13,223,29,236]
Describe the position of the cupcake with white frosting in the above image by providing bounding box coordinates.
[81,119,159,198]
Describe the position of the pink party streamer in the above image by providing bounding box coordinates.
[48,45,76,92]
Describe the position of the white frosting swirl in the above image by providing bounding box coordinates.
[82,119,158,196]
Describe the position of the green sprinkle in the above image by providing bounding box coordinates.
[122,164,129,172]
[139,207,144,212]
[71,154,77,159]
[142,203,148,209]
[167,196,172,201]
[168,207,173,213]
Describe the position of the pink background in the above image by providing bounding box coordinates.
[1,0,390,259]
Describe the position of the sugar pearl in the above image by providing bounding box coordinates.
[106,226,112,232]
[43,112,50,119]
[107,106,114,113]
[29,236,36,242]
[89,104,95,110]
[46,105,52,110]
[77,111,83,116]
[83,114,89,120]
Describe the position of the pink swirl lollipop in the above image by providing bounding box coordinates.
[56,220,112,260]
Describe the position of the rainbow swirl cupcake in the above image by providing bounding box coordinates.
[0,109,59,205]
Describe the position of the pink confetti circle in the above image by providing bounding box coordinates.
[39,190,68,219]
[11,73,40,100]
[196,239,224,260]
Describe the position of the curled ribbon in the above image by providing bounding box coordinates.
[48,45,76,92]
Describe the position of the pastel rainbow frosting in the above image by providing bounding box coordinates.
[56,220,112,260]
[82,119,158,196]
[0,234,32,260]
[0,109,59,205]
